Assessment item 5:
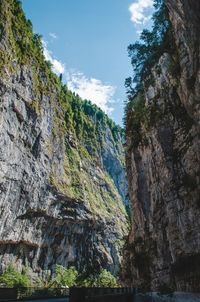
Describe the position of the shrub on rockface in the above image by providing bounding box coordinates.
[97,269,118,287]
[124,0,175,147]
[49,265,78,288]
[0,264,118,288]
[78,269,119,287]
[125,0,172,95]
[0,265,31,288]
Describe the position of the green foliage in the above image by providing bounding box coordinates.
[78,269,118,287]
[0,0,61,95]
[97,269,118,287]
[125,89,148,148]
[0,264,119,289]
[50,267,118,288]
[0,265,31,288]
[124,0,177,148]
[0,0,128,228]
[65,95,123,154]
[125,0,172,94]
[0,0,123,148]
[50,265,78,288]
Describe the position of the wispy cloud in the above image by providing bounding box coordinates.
[129,0,153,24]
[49,32,58,40]
[42,41,65,75]
[66,71,115,114]
[42,42,116,114]
[136,30,142,36]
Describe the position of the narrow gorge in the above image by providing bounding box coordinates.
[0,0,200,293]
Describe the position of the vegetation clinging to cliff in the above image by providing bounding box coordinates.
[0,265,32,288]
[0,0,123,151]
[125,0,172,96]
[0,0,127,221]
[0,265,118,288]
[124,0,175,148]
[0,0,123,147]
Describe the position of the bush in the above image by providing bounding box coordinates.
[78,269,118,288]
[0,265,31,288]
[0,264,118,289]
[97,269,118,287]
[50,265,78,288]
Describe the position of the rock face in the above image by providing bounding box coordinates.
[0,0,128,278]
[122,0,200,292]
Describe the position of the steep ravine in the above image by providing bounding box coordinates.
[122,0,200,292]
[0,0,129,278]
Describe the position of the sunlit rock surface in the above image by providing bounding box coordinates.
[0,0,129,278]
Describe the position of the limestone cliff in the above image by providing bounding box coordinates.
[0,0,128,278]
[122,0,200,292]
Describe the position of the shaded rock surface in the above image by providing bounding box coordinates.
[122,0,200,292]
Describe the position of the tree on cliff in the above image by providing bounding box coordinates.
[50,265,78,288]
[125,0,173,97]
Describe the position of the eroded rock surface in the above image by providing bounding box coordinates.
[0,0,128,278]
[122,0,200,292]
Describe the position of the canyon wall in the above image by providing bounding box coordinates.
[122,0,200,292]
[0,0,128,279]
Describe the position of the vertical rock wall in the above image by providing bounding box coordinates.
[122,0,200,291]
[0,0,128,278]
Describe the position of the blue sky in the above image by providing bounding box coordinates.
[21,0,154,125]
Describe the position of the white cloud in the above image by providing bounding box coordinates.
[42,41,65,75]
[41,41,116,115]
[66,71,115,114]
[136,30,142,36]
[49,32,58,39]
[129,0,153,24]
